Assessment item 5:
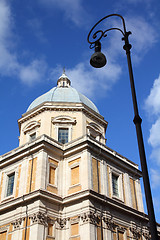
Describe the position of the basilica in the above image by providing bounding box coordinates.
[0,72,159,239]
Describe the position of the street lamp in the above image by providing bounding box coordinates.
[87,14,158,240]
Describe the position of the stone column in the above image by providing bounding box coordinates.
[29,212,47,240]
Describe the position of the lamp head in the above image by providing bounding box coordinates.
[90,41,107,68]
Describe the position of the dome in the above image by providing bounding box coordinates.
[27,72,99,113]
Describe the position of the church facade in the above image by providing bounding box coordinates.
[0,73,159,239]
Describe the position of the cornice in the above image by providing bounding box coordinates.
[0,189,149,224]
[88,190,148,222]
[18,102,108,128]
[0,135,63,168]
[0,134,141,176]
[86,137,142,177]
[63,135,141,176]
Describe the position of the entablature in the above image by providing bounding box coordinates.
[18,102,107,129]
[0,134,141,177]
[0,188,148,223]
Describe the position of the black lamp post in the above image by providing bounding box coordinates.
[87,14,158,240]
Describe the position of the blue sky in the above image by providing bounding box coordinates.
[0,0,160,222]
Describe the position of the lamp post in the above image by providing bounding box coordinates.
[87,14,158,240]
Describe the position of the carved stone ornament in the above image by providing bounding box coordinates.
[130,227,142,239]
[142,227,151,240]
[129,222,141,240]
[103,216,116,231]
[29,212,47,226]
[81,211,100,225]
[117,226,126,233]
[57,218,68,229]
[12,218,22,229]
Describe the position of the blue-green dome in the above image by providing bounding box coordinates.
[27,73,99,113]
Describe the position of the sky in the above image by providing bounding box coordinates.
[0,0,160,223]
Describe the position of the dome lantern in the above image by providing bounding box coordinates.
[57,69,71,88]
[26,71,99,114]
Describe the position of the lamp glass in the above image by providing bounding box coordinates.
[90,52,107,68]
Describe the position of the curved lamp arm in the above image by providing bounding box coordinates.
[87,14,130,48]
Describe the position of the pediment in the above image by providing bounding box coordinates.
[52,116,76,125]
[87,122,102,133]
[87,122,102,138]
[23,121,41,134]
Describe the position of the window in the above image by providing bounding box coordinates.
[68,158,81,194]
[0,231,7,240]
[92,158,101,193]
[58,128,68,144]
[97,218,102,240]
[47,222,56,239]
[49,166,56,185]
[71,166,79,185]
[118,231,124,240]
[30,132,36,141]
[130,178,138,209]
[71,222,79,237]
[112,231,117,240]
[6,173,15,197]
[48,223,53,236]
[112,174,119,197]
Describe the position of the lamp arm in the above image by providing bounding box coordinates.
[87,13,127,45]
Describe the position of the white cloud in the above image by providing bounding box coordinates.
[0,0,19,75]
[19,60,47,85]
[127,17,157,62]
[38,0,90,26]
[145,75,160,166]
[148,118,160,147]
[0,0,13,45]
[150,148,160,166]
[151,169,160,188]
[145,75,160,115]
[49,61,121,98]
[104,16,157,64]
[145,73,160,212]
[0,0,48,85]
